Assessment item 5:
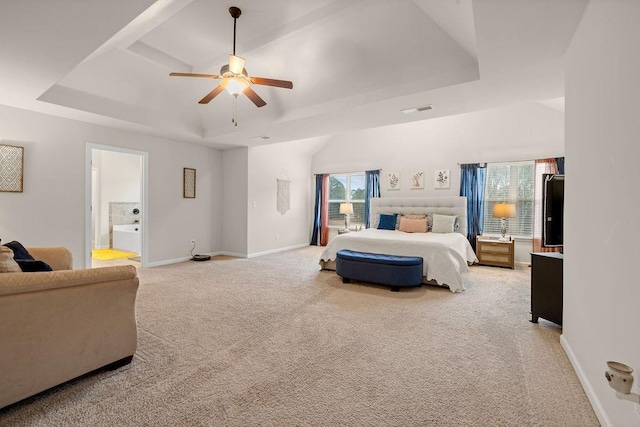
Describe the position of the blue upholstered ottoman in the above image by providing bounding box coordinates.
[335,250,423,292]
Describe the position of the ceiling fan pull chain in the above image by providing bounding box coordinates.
[232,94,238,126]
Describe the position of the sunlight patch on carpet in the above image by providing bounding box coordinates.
[92,248,137,260]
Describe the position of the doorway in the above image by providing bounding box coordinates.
[85,144,148,269]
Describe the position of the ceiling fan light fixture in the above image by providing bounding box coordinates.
[229,54,245,74]
[225,77,248,96]
[169,5,293,118]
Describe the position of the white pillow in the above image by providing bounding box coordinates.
[431,214,457,233]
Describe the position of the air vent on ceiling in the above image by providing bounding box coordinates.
[401,104,433,114]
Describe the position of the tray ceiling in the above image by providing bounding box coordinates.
[0,0,588,149]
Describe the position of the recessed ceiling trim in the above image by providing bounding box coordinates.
[127,40,191,71]
[79,0,195,68]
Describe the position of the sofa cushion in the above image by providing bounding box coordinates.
[0,246,21,273]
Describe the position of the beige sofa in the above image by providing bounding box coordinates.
[0,247,139,409]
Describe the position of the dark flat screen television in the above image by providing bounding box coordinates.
[542,174,564,248]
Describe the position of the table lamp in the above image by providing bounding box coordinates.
[493,203,516,241]
[339,202,354,231]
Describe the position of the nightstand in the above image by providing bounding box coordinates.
[476,238,515,269]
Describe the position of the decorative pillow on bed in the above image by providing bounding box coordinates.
[399,216,428,233]
[403,214,427,220]
[431,214,458,233]
[377,213,398,230]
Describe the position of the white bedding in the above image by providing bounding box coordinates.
[319,228,478,292]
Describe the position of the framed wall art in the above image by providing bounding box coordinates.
[183,168,196,198]
[434,169,450,189]
[410,171,424,189]
[0,144,24,193]
[387,171,400,190]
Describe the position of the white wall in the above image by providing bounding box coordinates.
[312,101,564,264]
[222,147,248,256]
[247,142,313,256]
[0,104,223,267]
[564,1,640,425]
[92,150,141,248]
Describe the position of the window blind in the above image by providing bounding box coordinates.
[483,162,534,237]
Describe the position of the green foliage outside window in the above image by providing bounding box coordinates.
[328,173,365,227]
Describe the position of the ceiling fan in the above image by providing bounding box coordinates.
[170,6,293,114]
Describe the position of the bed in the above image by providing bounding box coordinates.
[319,197,478,292]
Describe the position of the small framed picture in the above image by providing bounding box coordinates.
[387,172,400,190]
[183,168,196,198]
[434,169,450,189]
[0,144,24,193]
[410,171,424,189]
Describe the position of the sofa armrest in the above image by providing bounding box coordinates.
[27,247,73,271]
[0,265,137,296]
[0,264,138,409]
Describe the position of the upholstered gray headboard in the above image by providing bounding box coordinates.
[370,197,468,236]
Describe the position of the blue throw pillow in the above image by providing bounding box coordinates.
[16,260,53,272]
[377,213,398,230]
[3,241,34,261]
[3,241,52,272]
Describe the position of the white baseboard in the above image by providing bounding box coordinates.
[216,251,246,258]
[560,334,611,427]
[144,251,244,267]
[144,244,308,267]
[247,243,309,259]
[145,256,194,267]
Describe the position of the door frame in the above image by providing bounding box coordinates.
[85,143,149,268]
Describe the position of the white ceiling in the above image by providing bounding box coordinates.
[0,0,588,149]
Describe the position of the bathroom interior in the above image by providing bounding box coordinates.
[91,149,142,268]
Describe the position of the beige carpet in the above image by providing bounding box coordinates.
[1,246,598,426]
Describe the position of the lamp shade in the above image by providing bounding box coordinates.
[493,203,516,218]
[339,202,354,215]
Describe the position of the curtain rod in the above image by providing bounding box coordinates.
[458,156,564,166]
[315,169,381,175]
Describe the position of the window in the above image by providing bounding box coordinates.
[483,162,534,238]
[328,173,365,227]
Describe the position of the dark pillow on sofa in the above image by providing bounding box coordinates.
[3,241,52,272]
[16,259,53,272]
[377,213,398,230]
[3,241,34,261]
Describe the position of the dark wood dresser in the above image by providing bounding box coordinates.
[530,252,563,326]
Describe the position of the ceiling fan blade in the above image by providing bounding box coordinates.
[250,77,293,89]
[170,72,221,79]
[198,85,225,104]
[243,86,267,107]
